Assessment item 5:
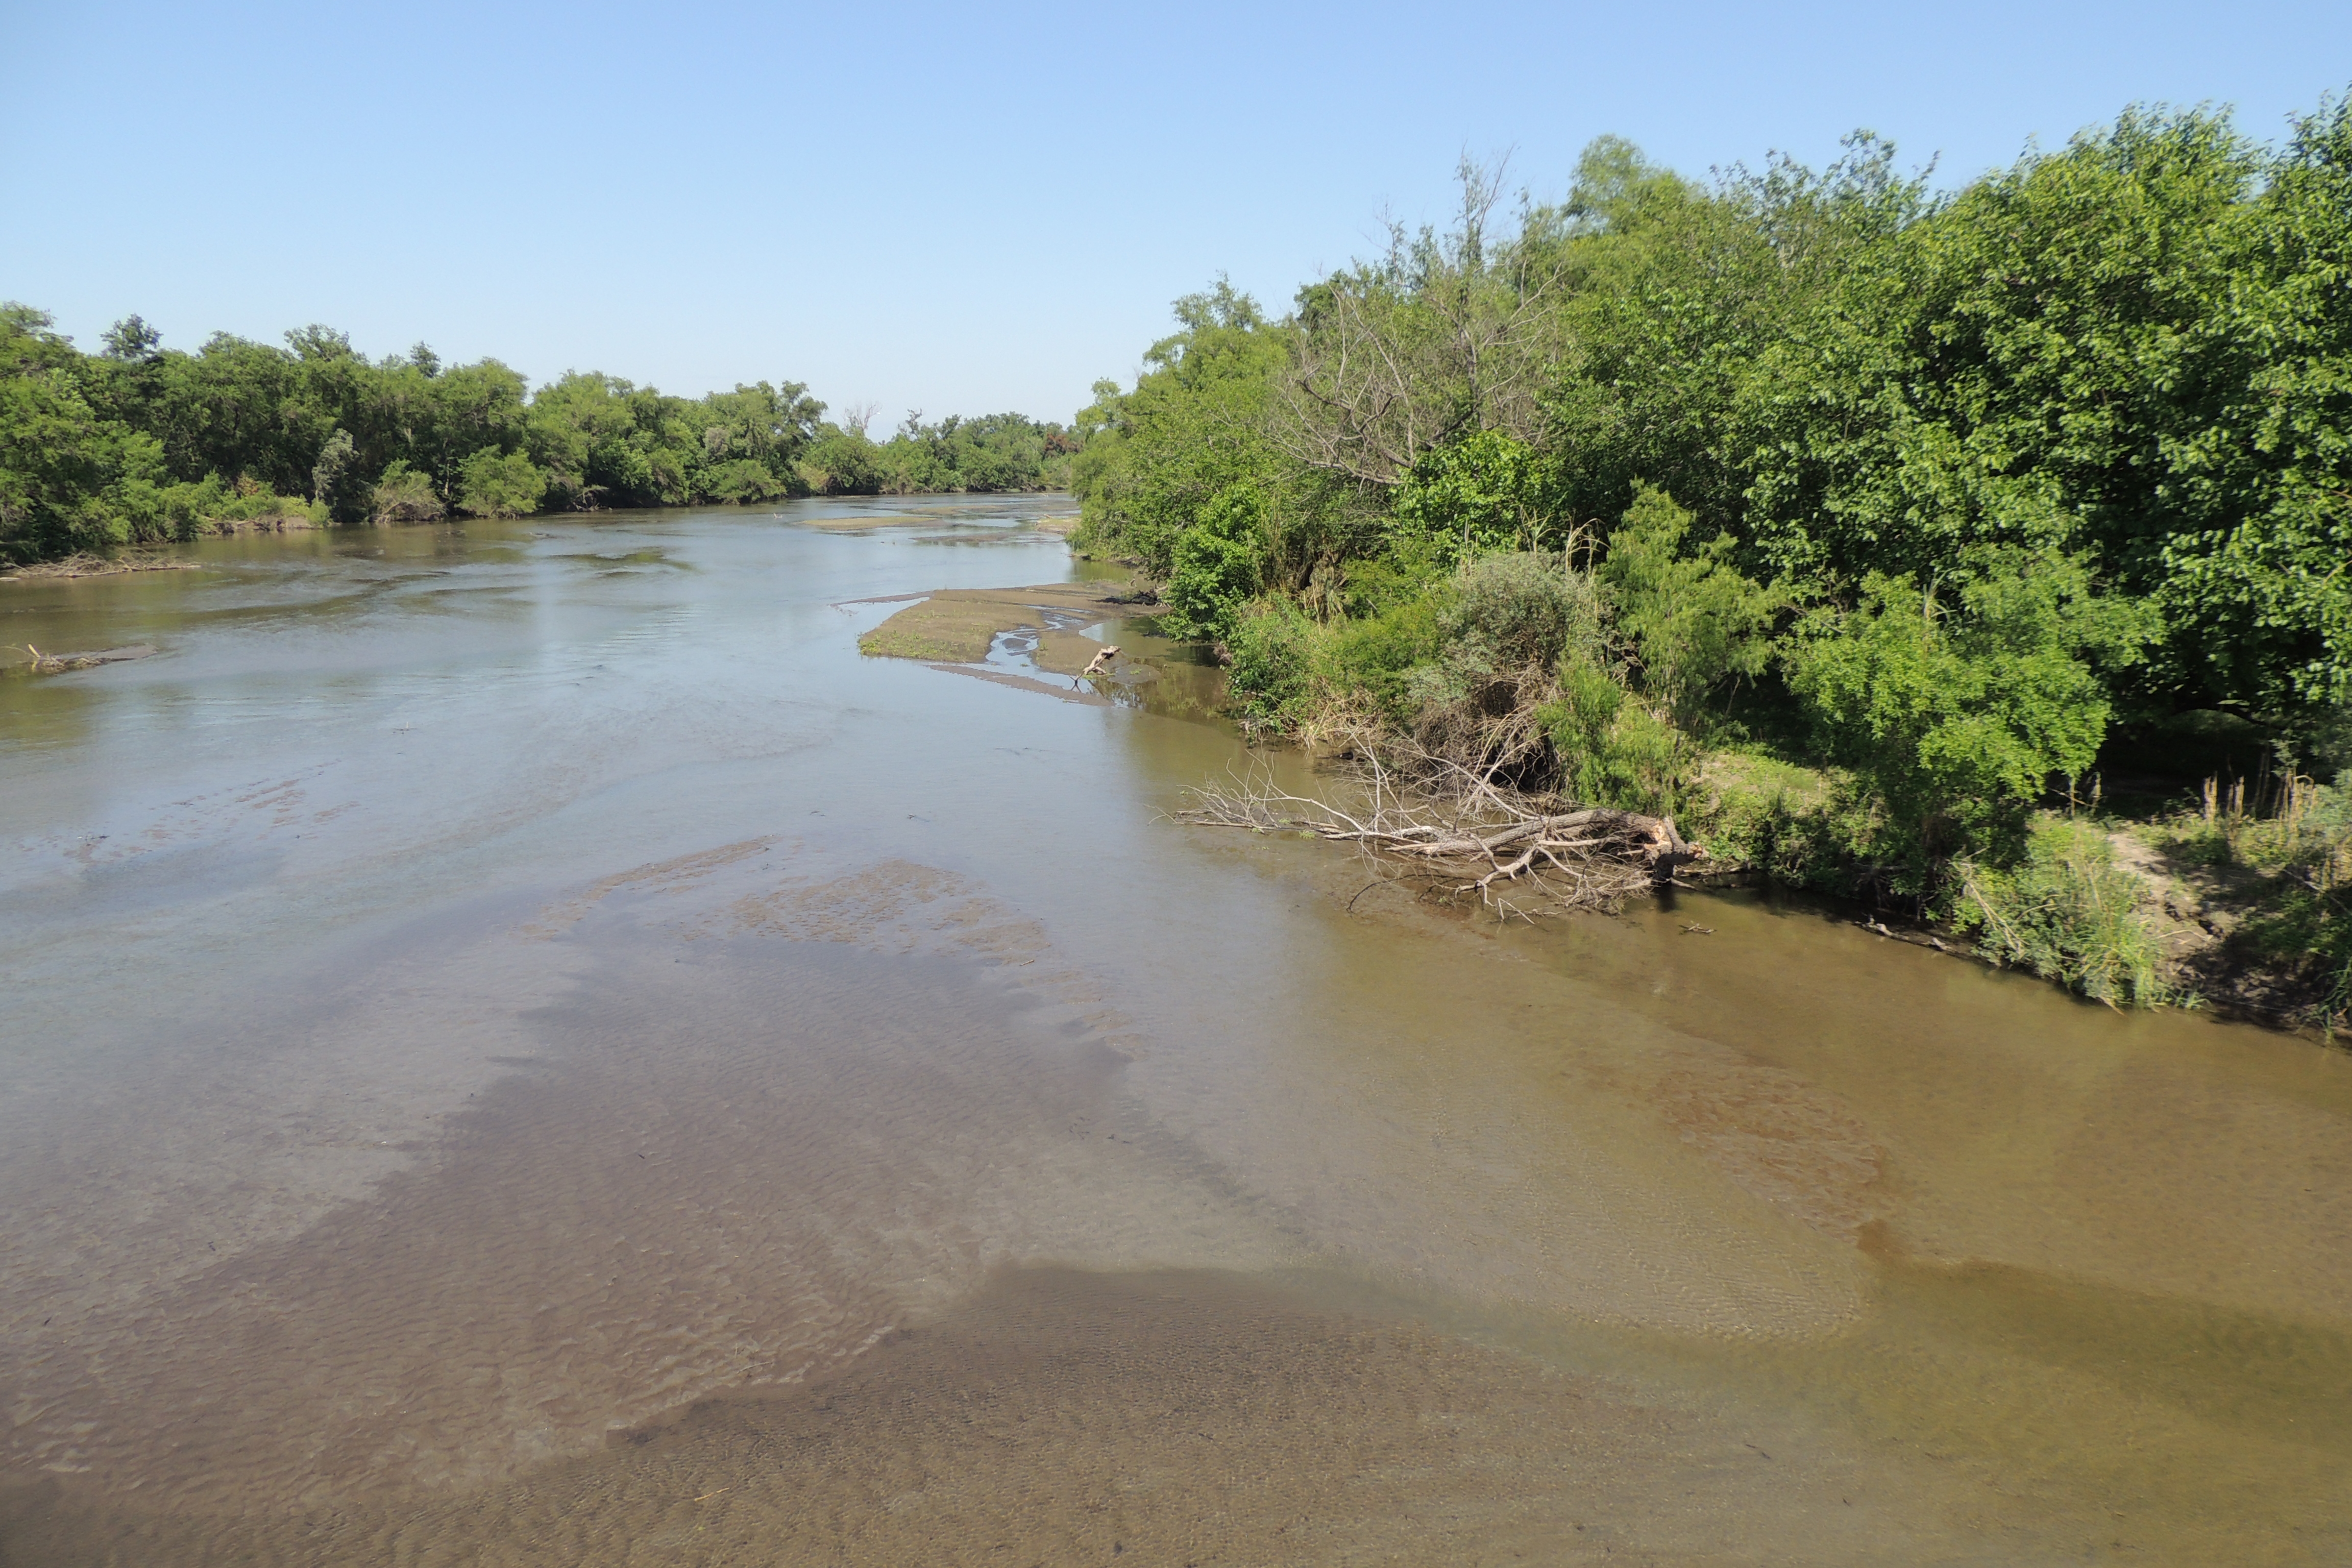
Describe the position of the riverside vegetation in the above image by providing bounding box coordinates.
[0,308,1076,561]
[1068,95,2352,1028]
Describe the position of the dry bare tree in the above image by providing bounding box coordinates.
[1273,158,1571,486]
[1178,703,1703,919]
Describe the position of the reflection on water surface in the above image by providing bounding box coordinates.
[2,498,2347,1563]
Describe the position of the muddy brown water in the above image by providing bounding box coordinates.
[2,497,2347,1565]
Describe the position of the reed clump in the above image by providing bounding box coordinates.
[1953,818,2169,1009]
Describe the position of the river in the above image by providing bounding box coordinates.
[3,497,2348,1564]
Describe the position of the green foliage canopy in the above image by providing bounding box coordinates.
[1781,548,2149,866]
[0,311,1076,562]
[1074,86,2352,903]
[1596,486,1784,725]
[1071,282,1290,577]
[1162,484,1266,643]
[1390,430,1559,567]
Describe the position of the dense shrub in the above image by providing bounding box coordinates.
[1597,487,1782,727]
[1223,600,1322,733]
[1781,547,2147,876]
[1536,657,1689,818]
[456,447,546,518]
[1319,591,1450,726]
[369,460,444,523]
[1451,551,1603,672]
[1163,484,1265,642]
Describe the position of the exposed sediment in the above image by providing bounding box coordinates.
[853,579,1162,664]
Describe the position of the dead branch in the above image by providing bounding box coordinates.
[1271,163,1569,486]
[1176,755,1703,918]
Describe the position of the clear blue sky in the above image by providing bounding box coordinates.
[6,1,2347,426]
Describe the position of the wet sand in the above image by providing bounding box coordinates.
[855,579,1159,664]
[6,1264,1955,1566]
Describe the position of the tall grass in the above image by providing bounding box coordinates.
[1955,818,2168,1008]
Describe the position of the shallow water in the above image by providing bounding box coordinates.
[2,498,2347,1564]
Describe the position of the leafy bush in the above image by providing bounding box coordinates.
[1391,430,1558,567]
[1337,550,1442,619]
[151,475,324,534]
[702,458,787,504]
[1321,589,1451,725]
[369,461,445,523]
[1450,550,1603,671]
[1163,484,1264,642]
[1224,599,1323,733]
[798,432,880,495]
[1536,656,1689,817]
[456,447,546,518]
[1599,486,1783,725]
[1782,546,2147,873]
[1689,752,1886,892]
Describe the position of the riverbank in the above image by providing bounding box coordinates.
[864,568,2350,1039]
[1048,95,2352,1041]
[1687,751,2351,1036]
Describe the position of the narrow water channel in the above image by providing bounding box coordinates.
[3,499,2347,1564]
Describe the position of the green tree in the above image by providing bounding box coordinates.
[102,314,161,360]
[369,459,444,523]
[1,304,168,560]
[1781,548,2148,868]
[456,446,546,517]
[1597,486,1784,725]
[1162,484,1265,642]
[1741,105,2352,722]
[1071,281,1288,576]
[1541,134,1919,537]
[1390,430,1558,568]
[310,428,369,521]
[799,429,881,494]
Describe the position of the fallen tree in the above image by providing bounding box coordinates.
[1177,730,1704,918]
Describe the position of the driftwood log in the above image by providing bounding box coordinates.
[1177,761,1704,918]
[22,643,158,674]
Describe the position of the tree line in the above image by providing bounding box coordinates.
[0,312,1076,560]
[1070,94,2352,1007]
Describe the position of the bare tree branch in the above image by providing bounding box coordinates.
[1273,159,1570,487]
[1176,716,1705,919]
